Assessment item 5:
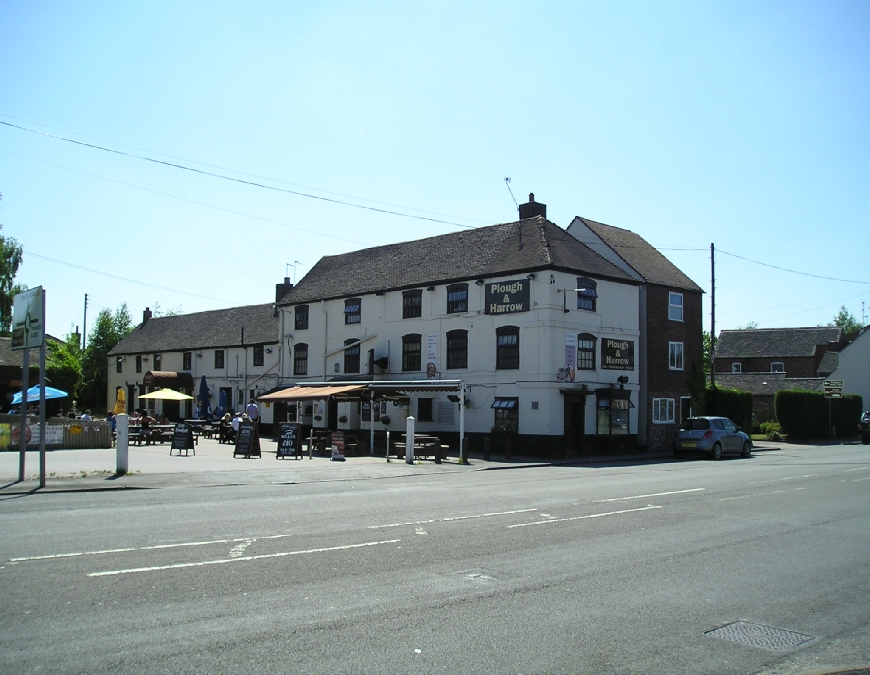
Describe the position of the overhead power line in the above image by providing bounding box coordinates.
[0,120,477,229]
[24,249,232,303]
[0,113,488,225]
[717,249,870,285]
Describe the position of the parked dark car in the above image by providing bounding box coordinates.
[673,416,752,460]
[859,411,870,445]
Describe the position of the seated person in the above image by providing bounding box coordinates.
[138,410,156,444]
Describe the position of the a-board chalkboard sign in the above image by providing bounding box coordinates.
[277,423,301,459]
[171,422,195,455]
[233,422,261,458]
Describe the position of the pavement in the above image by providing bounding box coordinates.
[0,436,793,494]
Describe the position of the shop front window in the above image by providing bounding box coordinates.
[596,390,632,435]
[492,397,519,432]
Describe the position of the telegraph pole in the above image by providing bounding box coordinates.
[710,243,716,386]
[82,293,88,351]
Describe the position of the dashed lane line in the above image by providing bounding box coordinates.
[369,508,537,529]
[592,488,704,503]
[507,505,662,528]
[88,539,401,577]
[10,533,297,563]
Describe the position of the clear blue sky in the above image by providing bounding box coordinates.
[2,1,868,340]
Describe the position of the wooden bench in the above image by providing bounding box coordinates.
[394,436,448,460]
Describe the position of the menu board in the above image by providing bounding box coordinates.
[171,423,195,452]
[277,423,301,459]
[233,422,261,458]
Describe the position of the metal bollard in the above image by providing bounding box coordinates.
[405,416,415,464]
[116,414,129,475]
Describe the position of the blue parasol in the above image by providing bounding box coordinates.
[197,376,212,421]
[217,389,228,418]
[13,385,69,405]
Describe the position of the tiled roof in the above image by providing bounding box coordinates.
[716,327,843,359]
[816,351,839,377]
[575,217,703,292]
[0,335,63,367]
[108,304,278,356]
[278,217,638,305]
[711,372,824,395]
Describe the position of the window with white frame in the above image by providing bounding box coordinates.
[668,342,684,370]
[668,292,684,321]
[653,398,675,423]
[732,362,742,373]
[771,362,785,373]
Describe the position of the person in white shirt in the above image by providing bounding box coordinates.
[245,399,259,423]
[80,410,92,421]
[231,412,242,433]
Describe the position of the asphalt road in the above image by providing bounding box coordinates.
[1,444,868,674]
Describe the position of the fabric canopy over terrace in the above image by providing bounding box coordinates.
[258,380,465,402]
[258,384,366,401]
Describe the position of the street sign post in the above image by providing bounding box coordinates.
[823,380,844,399]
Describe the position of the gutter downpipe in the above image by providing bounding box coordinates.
[459,381,466,463]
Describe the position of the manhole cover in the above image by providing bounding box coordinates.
[705,621,814,651]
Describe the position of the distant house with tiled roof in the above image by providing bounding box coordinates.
[715,327,845,378]
[107,304,279,423]
[713,326,848,425]
[567,216,704,451]
[273,194,699,455]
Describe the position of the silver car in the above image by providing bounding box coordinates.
[673,416,752,460]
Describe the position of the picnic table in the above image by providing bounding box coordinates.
[393,434,446,461]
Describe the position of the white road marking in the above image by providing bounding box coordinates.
[593,488,704,503]
[719,487,805,501]
[507,505,662,528]
[88,539,401,577]
[845,467,870,472]
[854,476,870,482]
[10,533,297,563]
[228,538,253,558]
[748,474,818,485]
[369,508,537,529]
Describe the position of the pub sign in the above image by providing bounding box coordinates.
[601,338,634,371]
[485,279,530,315]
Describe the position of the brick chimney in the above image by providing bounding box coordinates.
[142,307,152,324]
[276,277,293,303]
[518,193,547,219]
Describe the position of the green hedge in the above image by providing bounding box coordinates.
[774,390,863,439]
[705,386,753,432]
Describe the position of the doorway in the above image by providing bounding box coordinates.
[563,396,586,454]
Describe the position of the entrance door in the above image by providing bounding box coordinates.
[563,397,586,454]
[327,397,338,430]
[126,385,135,414]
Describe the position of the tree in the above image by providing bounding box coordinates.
[828,305,861,334]
[0,234,25,333]
[79,304,133,409]
[703,331,717,375]
[44,334,83,400]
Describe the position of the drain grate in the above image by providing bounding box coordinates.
[705,621,814,651]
